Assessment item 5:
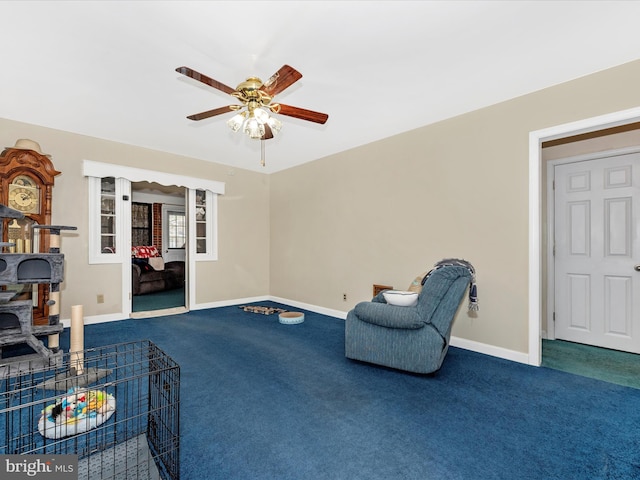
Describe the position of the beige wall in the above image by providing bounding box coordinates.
[0,118,270,320]
[270,59,640,355]
[2,59,640,357]
[197,170,270,301]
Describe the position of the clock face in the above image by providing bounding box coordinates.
[8,175,40,214]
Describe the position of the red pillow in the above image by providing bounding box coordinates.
[131,246,159,258]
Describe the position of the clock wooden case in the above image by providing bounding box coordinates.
[0,146,61,325]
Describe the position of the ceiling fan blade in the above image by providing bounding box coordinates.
[275,104,329,124]
[261,65,302,97]
[261,123,274,140]
[186,105,236,121]
[176,66,236,95]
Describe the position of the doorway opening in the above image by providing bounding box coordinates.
[545,148,640,353]
[130,181,186,316]
[542,144,640,386]
[529,107,640,366]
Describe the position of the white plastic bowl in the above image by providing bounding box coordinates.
[382,290,419,307]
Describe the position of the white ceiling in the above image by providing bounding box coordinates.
[2,1,640,174]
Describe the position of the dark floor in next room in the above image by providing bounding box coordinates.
[542,338,640,390]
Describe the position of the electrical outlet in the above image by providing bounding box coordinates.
[343,293,347,301]
[97,294,104,304]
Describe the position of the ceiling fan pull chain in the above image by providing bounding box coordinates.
[261,140,266,167]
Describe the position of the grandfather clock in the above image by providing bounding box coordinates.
[0,140,60,325]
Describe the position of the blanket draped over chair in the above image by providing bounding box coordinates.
[345,260,475,374]
[422,258,478,311]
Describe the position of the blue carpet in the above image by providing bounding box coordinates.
[57,303,640,480]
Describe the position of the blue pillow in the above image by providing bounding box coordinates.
[132,258,154,272]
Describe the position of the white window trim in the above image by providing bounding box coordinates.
[83,160,224,316]
[188,188,218,261]
[84,160,225,265]
[163,204,187,251]
[87,176,131,264]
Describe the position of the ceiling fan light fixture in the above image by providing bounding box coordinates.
[253,107,270,125]
[243,117,265,139]
[266,116,282,135]
[227,112,246,132]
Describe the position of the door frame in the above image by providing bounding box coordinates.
[83,160,225,320]
[129,189,187,315]
[529,106,640,366]
[545,146,640,342]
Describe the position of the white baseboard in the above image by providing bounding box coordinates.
[268,296,348,320]
[62,296,531,366]
[191,295,270,311]
[63,296,271,327]
[61,312,127,328]
[269,296,530,365]
[450,336,529,365]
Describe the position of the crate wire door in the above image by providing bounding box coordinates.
[0,340,180,480]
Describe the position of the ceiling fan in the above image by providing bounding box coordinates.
[175,65,328,142]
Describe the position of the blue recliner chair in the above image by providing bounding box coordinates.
[345,264,474,374]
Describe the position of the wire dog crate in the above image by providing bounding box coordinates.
[0,340,180,480]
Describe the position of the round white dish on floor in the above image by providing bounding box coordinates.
[279,312,305,324]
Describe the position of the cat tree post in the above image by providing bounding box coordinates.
[70,305,84,375]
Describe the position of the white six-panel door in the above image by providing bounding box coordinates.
[554,152,640,353]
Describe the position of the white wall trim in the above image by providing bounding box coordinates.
[269,296,349,320]
[449,336,529,364]
[83,160,225,316]
[545,158,557,342]
[82,160,225,194]
[61,312,127,328]
[266,297,529,364]
[191,296,271,311]
[191,297,347,320]
[63,295,528,365]
[528,105,640,366]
